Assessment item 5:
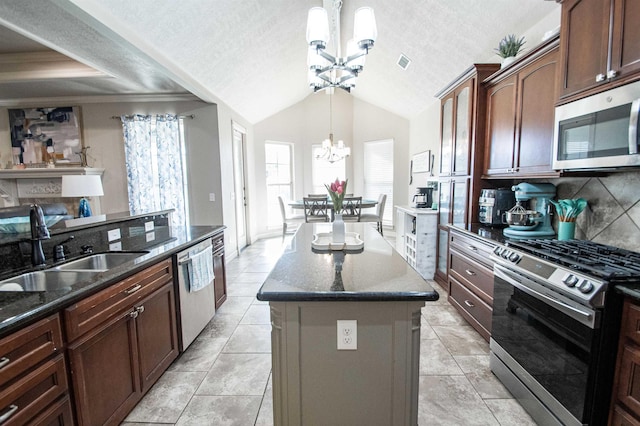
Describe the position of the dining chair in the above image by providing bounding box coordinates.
[360,194,387,235]
[303,197,329,222]
[278,196,305,236]
[340,196,362,222]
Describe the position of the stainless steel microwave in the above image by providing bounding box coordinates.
[553,81,640,170]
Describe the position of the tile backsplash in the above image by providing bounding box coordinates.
[549,170,640,251]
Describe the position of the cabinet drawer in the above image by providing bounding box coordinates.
[449,277,492,340]
[623,302,640,347]
[0,314,63,388]
[28,395,73,426]
[65,259,173,342]
[617,343,640,418]
[449,249,493,304]
[449,230,495,268]
[611,404,640,426]
[212,235,224,254]
[0,355,68,426]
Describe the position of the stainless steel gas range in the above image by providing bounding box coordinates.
[490,239,640,425]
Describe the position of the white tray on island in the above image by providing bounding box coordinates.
[311,232,364,251]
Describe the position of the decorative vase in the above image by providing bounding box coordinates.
[332,213,345,244]
[557,221,576,241]
[501,56,516,69]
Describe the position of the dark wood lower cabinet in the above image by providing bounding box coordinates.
[610,299,640,424]
[65,260,178,426]
[136,284,178,393]
[30,395,74,426]
[68,310,140,426]
[213,234,227,309]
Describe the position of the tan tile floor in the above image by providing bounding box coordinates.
[122,230,537,425]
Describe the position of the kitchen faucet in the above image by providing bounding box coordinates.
[30,204,50,266]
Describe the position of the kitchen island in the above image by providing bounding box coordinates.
[257,223,439,426]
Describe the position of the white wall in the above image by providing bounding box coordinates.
[253,90,409,238]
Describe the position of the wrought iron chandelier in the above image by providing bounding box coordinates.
[316,91,351,163]
[306,1,377,92]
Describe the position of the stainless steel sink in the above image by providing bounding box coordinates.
[0,270,99,292]
[52,252,148,271]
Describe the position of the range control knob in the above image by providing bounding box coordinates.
[563,275,579,287]
[494,247,503,256]
[508,252,520,263]
[577,280,594,294]
[501,250,510,259]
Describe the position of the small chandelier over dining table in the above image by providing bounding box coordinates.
[316,91,351,163]
[306,1,377,93]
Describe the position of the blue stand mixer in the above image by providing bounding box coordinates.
[503,182,556,239]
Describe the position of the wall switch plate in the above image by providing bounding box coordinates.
[209,193,215,202]
[108,228,121,242]
[337,320,357,350]
[144,221,154,232]
[109,242,122,251]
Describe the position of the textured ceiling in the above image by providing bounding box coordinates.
[0,0,558,123]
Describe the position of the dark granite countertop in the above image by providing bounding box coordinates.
[0,224,224,337]
[448,223,510,246]
[616,284,640,301]
[257,223,439,302]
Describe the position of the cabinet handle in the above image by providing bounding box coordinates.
[124,284,142,295]
[0,405,18,423]
[465,269,476,276]
[136,306,145,314]
[596,73,606,82]
[467,245,478,252]
[607,69,618,79]
[464,300,475,308]
[129,310,139,319]
[0,357,9,369]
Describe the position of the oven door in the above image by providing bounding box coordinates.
[491,263,599,425]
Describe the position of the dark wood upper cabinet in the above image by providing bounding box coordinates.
[559,0,640,102]
[484,76,517,175]
[483,40,559,178]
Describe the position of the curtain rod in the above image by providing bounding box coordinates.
[110,114,195,119]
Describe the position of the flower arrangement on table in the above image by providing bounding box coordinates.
[325,178,348,212]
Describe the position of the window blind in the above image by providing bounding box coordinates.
[364,139,393,226]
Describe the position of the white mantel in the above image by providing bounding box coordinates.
[0,167,105,207]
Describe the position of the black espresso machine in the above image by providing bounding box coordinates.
[413,187,434,208]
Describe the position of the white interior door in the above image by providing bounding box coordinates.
[232,124,248,252]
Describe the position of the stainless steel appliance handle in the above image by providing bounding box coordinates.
[178,244,212,265]
[494,264,595,328]
[629,99,640,154]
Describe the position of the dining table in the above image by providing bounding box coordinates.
[288,197,378,221]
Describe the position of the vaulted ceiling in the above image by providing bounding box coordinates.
[0,1,558,124]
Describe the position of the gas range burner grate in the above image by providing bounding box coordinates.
[506,239,640,282]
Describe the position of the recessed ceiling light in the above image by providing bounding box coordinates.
[397,53,411,70]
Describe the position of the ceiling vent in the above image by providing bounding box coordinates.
[397,53,411,70]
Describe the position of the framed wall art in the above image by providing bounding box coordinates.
[8,106,84,166]
[411,150,431,173]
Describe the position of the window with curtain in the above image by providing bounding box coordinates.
[120,114,189,228]
[265,142,294,229]
[312,144,346,194]
[364,139,394,226]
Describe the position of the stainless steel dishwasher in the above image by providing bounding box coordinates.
[175,238,216,351]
